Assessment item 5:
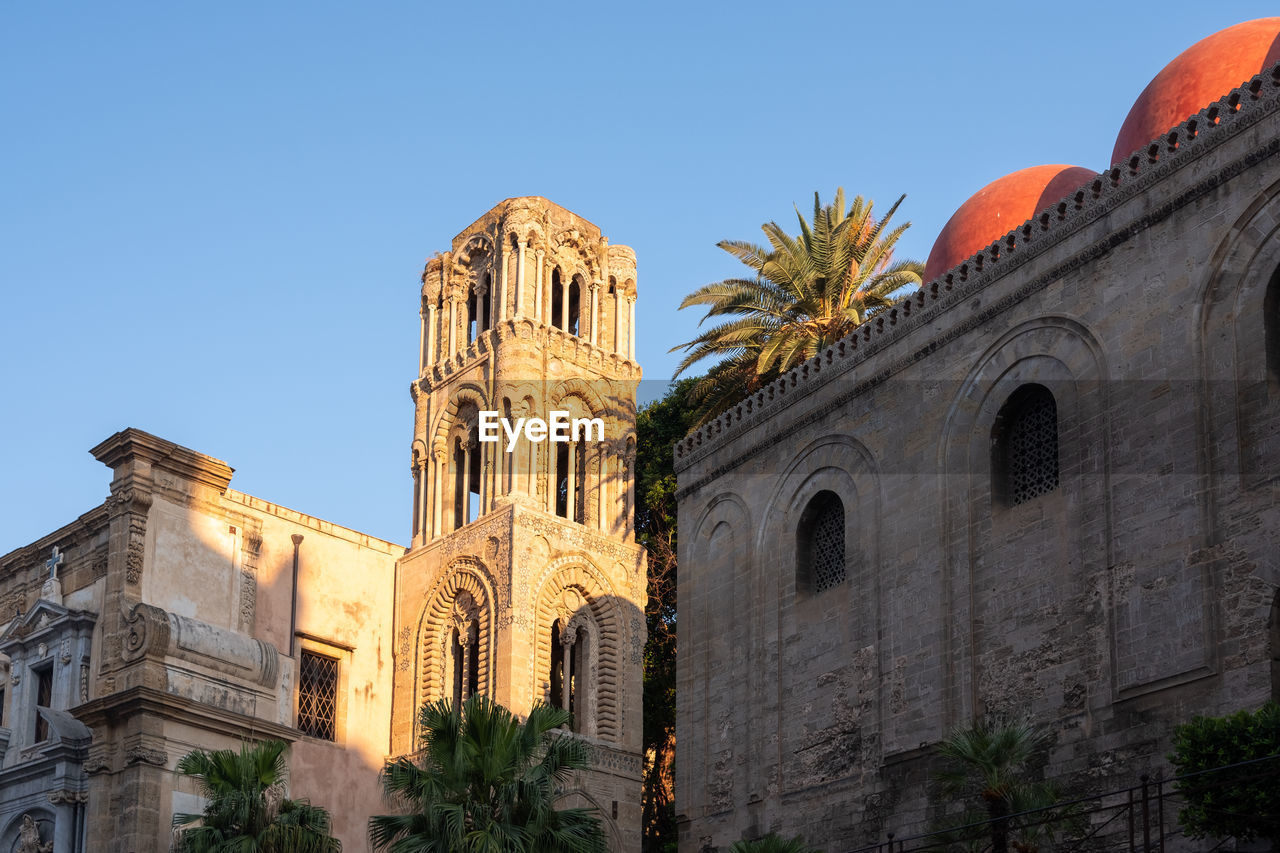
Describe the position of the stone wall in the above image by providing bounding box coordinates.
[673,69,1280,852]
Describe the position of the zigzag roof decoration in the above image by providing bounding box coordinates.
[673,62,1280,474]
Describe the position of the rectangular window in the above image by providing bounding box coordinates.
[297,651,338,741]
[34,666,52,742]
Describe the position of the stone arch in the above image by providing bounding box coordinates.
[431,384,489,450]
[551,377,607,417]
[683,491,753,817]
[1198,176,1280,488]
[532,557,621,741]
[939,315,1112,723]
[0,810,55,853]
[415,559,497,730]
[555,788,624,853]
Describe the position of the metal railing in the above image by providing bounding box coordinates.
[848,754,1280,853]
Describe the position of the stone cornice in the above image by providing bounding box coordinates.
[673,62,1280,482]
[90,428,235,493]
[73,685,297,743]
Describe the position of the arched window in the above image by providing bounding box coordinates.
[994,384,1060,506]
[550,616,591,731]
[481,273,492,333]
[449,621,480,708]
[567,276,581,337]
[466,291,478,345]
[453,425,481,528]
[551,269,564,331]
[796,490,845,593]
[555,439,587,524]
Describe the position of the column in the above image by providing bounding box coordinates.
[628,297,636,360]
[534,250,545,322]
[447,298,457,356]
[560,628,574,711]
[418,304,427,374]
[515,239,527,318]
[498,241,508,321]
[411,465,421,541]
[614,288,623,354]
[425,303,437,368]
[431,452,443,539]
[589,283,600,345]
[566,441,577,523]
[559,280,569,332]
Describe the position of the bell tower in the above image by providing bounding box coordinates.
[391,197,645,852]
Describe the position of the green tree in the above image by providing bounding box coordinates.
[369,695,606,853]
[173,739,340,853]
[635,378,702,852]
[672,189,922,425]
[729,832,823,853]
[930,719,1069,853]
[1169,701,1280,850]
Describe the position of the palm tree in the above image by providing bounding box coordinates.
[931,719,1068,853]
[369,694,607,853]
[672,189,923,425]
[173,739,340,853]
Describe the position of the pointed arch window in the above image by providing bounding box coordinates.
[453,424,481,528]
[994,384,1060,506]
[555,440,587,524]
[797,490,846,594]
[549,616,592,732]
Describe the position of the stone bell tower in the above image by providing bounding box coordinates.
[390,197,646,852]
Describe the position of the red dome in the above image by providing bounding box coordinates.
[924,165,1096,282]
[1112,18,1280,164]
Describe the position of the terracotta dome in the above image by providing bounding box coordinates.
[1112,18,1280,164]
[924,165,1096,282]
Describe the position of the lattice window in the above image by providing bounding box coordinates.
[797,491,845,593]
[298,651,338,741]
[1002,385,1060,506]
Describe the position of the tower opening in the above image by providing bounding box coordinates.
[467,292,478,345]
[552,269,564,331]
[568,277,581,337]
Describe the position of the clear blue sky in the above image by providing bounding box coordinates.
[2,1,1273,552]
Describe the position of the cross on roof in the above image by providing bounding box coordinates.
[46,546,64,581]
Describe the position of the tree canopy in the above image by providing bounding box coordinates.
[672,189,922,425]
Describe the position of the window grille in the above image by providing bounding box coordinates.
[1005,386,1059,505]
[298,651,338,741]
[798,491,846,594]
[810,498,846,591]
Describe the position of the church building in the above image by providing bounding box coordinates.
[674,18,1280,852]
[0,197,645,852]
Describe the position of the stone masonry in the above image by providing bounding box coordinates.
[673,61,1280,852]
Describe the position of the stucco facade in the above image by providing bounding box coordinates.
[673,49,1280,853]
[0,429,399,852]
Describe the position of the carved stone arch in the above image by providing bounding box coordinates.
[453,233,495,268]
[1198,176,1280,487]
[938,316,1114,725]
[414,559,497,726]
[431,384,490,450]
[553,229,602,278]
[410,438,428,467]
[683,491,752,817]
[532,556,621,741]
[551,378,608,417]
[555,788,624,852]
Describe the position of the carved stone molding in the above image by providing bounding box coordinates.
[122,602,170,662]
[125,745,167,766]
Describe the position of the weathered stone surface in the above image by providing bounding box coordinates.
[674,65,1280,852]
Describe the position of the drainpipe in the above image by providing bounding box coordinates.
[289,534,303,656]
